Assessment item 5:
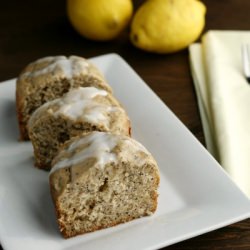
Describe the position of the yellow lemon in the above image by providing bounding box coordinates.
[67,0,133,41]
[130,0,206,53]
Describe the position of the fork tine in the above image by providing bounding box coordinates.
[241,44,250,83]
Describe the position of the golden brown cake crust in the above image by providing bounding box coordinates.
[16,55,112,140]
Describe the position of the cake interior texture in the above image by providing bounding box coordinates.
[29,115,93,170]
[49,132,160,238]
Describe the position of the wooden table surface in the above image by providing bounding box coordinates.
[0,0,250,249]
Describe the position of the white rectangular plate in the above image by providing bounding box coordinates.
[0,53,249,250]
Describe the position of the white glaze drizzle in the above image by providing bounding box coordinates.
[53,87,116,125]
[28,86,122,133]
[23,55,89,79]
[49,131,154,176]
[33,55,65,64]
[50,132,118,175]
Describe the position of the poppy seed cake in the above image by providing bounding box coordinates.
[28,87,131,170]
[49,131,160,238]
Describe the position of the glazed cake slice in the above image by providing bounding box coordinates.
[49,131,160,238]
[16,55,112,140]
[28,87,131,170]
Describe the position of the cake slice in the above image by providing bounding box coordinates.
[49,131,160,238]
[28,87,131,170]
[16,55,112,140]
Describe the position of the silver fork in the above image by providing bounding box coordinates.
[241,44,250,83]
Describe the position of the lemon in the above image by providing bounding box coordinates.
[130,0,206,53]
[67,0,133,41]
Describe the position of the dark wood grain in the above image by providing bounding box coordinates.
[0,0,249,249]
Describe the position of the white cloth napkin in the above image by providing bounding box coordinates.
[189,31,250,197]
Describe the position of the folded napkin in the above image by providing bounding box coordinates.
[189,31,250,197]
